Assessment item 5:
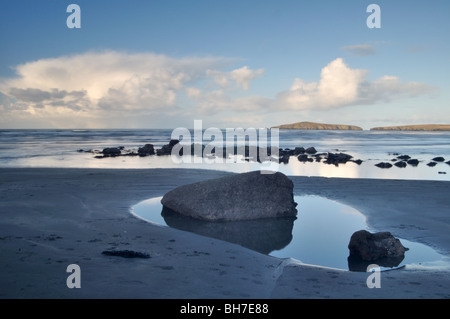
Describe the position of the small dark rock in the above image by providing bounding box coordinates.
[375,162,393,169]
[397,155,411,161]
[407,159,419,166]
[427,161,437,167]
[157,139,181,156]
[102,147,122,157]
[297,154,313,162]
[438,171,447,174]
[102,250,150,259]
[432,156,445,162]
[293,147,306,155]
[394,161,407,168]
[352,159,363,165]
[305,147,317,154]
[278,155,290,164]
[138,144,155,156]
[324,152,353,166]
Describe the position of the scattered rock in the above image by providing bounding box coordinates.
[138,144,155,156]
[394,161,407,168]
[352,159,363,165]
[348,230,408,261]
[397,155,411,161]
[407,159,419,166]
[375,162,393,168]
[305,147,317,154]
[438,171,447,174]
[427,162,437,167]
[324,152,353,166]
[102,250,150,259]
[161,170,298,221]
[297,154,313,162]
[278,155,290,164]
[156,139,180,156]
[102,147,121,157]
[293,147,306,155]
[432,156,445,162]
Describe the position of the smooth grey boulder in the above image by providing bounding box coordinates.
[161,170,298,221]
[348,230,408,261]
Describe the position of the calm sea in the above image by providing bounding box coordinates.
[0,129,449,180]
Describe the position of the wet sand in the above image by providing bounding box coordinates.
[0,168,449,298]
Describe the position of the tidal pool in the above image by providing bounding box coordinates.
[132,195,447,271]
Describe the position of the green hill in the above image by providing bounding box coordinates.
[272,121,363,131]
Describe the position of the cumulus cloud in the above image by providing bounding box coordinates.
[0,52,435,128]
[276,58,434,111]
[342,44,376,56]
[206,66,264,90]
[230,66,265,90]
[0,51,267,126]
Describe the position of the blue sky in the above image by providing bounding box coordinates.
[0,0,449,129]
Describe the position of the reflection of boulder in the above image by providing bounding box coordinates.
[161,207,295,254]
[161,170,297,221]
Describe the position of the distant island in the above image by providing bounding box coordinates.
[272,121,363,131]
[370,124,450,131]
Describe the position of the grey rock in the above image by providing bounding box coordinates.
[161,170,298,221]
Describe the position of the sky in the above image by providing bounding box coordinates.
[0,0,449,129]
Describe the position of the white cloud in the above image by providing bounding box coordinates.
[276,58,434,111]
[0,52,436,128]
[230,66,265,90]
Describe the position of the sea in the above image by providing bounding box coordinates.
[1,129,449,181]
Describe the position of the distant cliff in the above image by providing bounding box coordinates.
[370,124,450,131]
[272,121,363,131]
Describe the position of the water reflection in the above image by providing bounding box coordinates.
[347,255,405,272]
[161,206,296,254]
[132,195,447,271]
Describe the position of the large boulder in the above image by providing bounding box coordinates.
[348,230,408,261]
[161,170,298,221]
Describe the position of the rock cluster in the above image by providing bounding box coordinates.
[375,154,447,170]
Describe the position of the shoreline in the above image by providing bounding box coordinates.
[1,167,449,298]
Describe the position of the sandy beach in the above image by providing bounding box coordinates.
[1,167,449,299]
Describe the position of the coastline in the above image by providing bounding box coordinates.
[1,167,449,298]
